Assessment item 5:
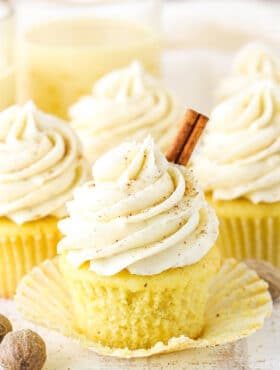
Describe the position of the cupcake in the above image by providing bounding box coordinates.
[0,102,88,297]
[69,61,184,164]
[216,42,280,101]
[193,80,280,266]
[58,136,220,350]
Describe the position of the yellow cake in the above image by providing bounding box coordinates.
[193,80,280,266]
[59,245,220,349]
[0,102,88,297]
[57,137,220,350]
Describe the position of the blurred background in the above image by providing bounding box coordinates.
[1,0,280,116]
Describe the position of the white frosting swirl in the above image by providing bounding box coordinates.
[69,62,184,163]
[194,80,280,203]
[217,43,280,101]
[0,102,89,224]
[58,137,218,276]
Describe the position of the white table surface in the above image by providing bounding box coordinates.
[0,298,279,370]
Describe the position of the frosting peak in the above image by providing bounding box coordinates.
[69,61,184,163]
[93,61,154,100]
[233,43,280,80]
[58,137,218,276]
[0,102,89,224]
[217,42,280,101]
[194,80,280,203]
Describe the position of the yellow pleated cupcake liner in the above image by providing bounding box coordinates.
[207,197,280,268]
[15,257,272,358]
[217,216,280,267]
[0,217,61,298]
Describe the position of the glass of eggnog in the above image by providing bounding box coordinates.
[0,0,15,111]
[16,0,161,119]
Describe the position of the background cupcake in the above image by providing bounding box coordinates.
[58,137,220,350]
[69,61,184,164]
[216,42,280,101]
[193,80,280,267]
[0,101,88,297]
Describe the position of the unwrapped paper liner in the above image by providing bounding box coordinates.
[15,258,272,358]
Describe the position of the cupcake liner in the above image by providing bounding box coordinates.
[217,216,280,268]
[0,223,60,298]
[15,258,272,358]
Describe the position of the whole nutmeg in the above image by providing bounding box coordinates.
[0,329,46,370]
[0,315,12,343]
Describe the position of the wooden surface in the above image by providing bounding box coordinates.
[0,299,279,370]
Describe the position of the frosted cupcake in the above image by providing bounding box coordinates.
[217,42,280,101]
[193,80,280,266]
[0,102,88,297]
[58,136,220,350]
[69,62,184,163]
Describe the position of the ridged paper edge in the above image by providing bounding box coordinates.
[15,258,272,358]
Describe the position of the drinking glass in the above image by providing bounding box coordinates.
[0,0,14,110]
[16,0,161,119]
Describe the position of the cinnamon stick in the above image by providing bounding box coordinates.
[166,109,208,165]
